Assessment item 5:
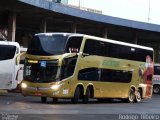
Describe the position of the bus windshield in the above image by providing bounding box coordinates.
[24,60,59,83]
[27,35,67,55]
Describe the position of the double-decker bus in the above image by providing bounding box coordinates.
[21,33,153,103]
[0,41,20,90]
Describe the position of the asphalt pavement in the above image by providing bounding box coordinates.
[0,92,160,120]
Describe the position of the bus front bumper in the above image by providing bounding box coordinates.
[21,82,61,98]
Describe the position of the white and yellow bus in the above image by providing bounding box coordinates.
[21,33,154,103]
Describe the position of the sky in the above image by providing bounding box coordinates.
[68,0,160,25]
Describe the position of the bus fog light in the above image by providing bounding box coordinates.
[21,83,27,89]
[51,85,60,90]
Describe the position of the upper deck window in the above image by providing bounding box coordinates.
[83,39,153,62]
[65,37,83,53]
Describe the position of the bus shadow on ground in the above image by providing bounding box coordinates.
[28,98,149,105]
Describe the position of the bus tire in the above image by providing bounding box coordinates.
[71,87,80,104]
[53,98,58,103]
[122,88,135,103]
[153,85,160,94]
[41,97,47,103]
[83,87,91,104]
[128,88,135,103]
[135,89,142,103]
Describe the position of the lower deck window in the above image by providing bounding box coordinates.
[78,68,132,83]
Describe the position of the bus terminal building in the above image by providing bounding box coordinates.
[0,0,160,62]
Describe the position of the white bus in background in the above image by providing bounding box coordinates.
[153,64,160,94]
[0,41,20,90]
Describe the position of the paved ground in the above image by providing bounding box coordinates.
[0,93,160,120]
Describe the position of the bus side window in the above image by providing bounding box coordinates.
[83,39,97,55]
[100,69,132,83]
[78,68,100,81]
[61,57,77,79]
[0,45,16,60]
[66,59,76,76]
[66,37,83,53]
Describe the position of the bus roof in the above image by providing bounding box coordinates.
[8,41,20,47]
[84,34,153,51]
[0,41,20,47]
[35,33,153,51]
[20,47,27,52]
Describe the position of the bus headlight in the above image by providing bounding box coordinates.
[21,83,27,89]
[51,84,60,90]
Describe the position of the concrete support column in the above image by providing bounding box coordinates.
[103,28,108,38]
[71,23,76,33]
[133,31,138,44]
[134,35,138,44]
[40,18,47,33]
[8,12,16,42]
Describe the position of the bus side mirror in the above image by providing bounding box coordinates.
[16,55,20,65]
[16,52,26,65]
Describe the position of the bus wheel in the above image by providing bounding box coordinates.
[135,89,142,103]
[83,87,91,104]
[153,85,160,94]
[53,98,58,103]
[128,88,135,103]
[71,87,80,104]
[41,97,47,103]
